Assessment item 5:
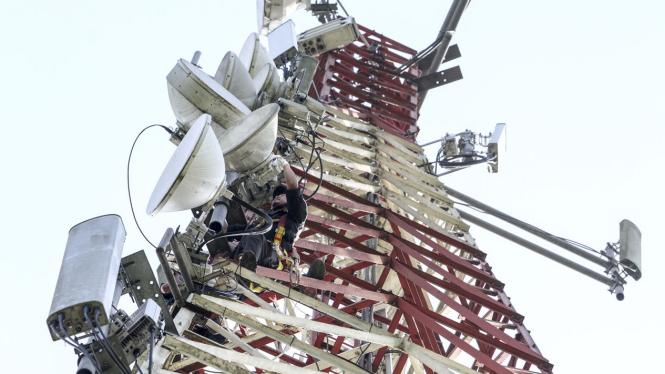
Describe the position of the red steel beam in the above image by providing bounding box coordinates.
[296,239,390,265]
[398,299,514,374]
[293,167,384,209]
[385,210,487,260]
[392,259,523,325]
[306,213,383,238]
[397,298,551,370]
[306,188,383,214]
[388,233,501,288]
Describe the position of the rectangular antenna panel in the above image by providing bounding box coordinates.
[488,123,506,173]
[297,17,360,57]
[619,219,642,280]
[294,54,319,95]
[116,299,162,362]
[47,214,126,341]
[269,19,298,66]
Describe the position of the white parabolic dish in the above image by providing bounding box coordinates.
[166,58,251,134]
[220,103,280,173]
[146,114,226,216]
[239,32,275,77]
[214,51,258,109]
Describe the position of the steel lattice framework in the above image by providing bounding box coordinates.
[310,25,421,139]
[140,23,554,374]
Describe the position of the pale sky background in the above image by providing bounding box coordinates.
[1,1,663,373]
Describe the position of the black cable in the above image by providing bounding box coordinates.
[275,127,323,200]
[49,322,78,349]
[83,307,131,374]
[438,153,488,167]
[305,141,325,201]
[434,146,443,175]
[93,308,133,374]
[149,326,155,374]
[244,187,272,231]
[199,273,239,298]
[57,314,105,374]
[50,321,104,374]
[293,67,307,94]
[127,124,174,248]
[278,128,307,172]
[197,195,274,251]
[297,133,318,178]
[295,131,325,201]
[134,351,145,374]
[394,34,445,76]
[355,324,373,365]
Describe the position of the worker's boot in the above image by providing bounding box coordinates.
[306,258,326,280]
[237,251,257,289]
[303,258,326,298]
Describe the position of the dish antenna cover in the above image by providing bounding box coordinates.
[240,32,276,77]
[147,114,226,216]
[220,103,280,172]
[214,51,258,109]
[619,219,642,280]
[167,59,251,137]
[253,63,281,104]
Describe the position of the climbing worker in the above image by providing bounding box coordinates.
[226,161,326,290]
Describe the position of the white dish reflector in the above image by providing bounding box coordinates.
[147,114,226,216]
[166,59,251,135]
[214,51,258,109]
[220,103,280,173]
[253,63,281,104]
[239,32,275,77]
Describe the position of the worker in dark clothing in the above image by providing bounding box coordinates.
[226,161,326,289]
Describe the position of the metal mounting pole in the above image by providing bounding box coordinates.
[458,209,614,286]
[417,0,471,111]
[445,186,611,268]
[361,192,379,370]
[156,228,185,307]
[171,234,197,294]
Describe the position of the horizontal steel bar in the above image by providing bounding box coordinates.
[459,210,614,286]
[190,296,372,374]
[256,266,396,303]
[219,262,393,337]
[414,66,463,92]
[306,212,383,238]
[295,239,391,265]
[446,187,610,268]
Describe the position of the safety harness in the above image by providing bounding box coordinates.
[247,215,301,293]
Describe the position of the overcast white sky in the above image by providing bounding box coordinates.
[1,1,663,373]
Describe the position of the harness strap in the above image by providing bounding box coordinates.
[273,215,292,271]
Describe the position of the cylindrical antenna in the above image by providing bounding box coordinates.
[191,51,202,66]
[209,196,230,233]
